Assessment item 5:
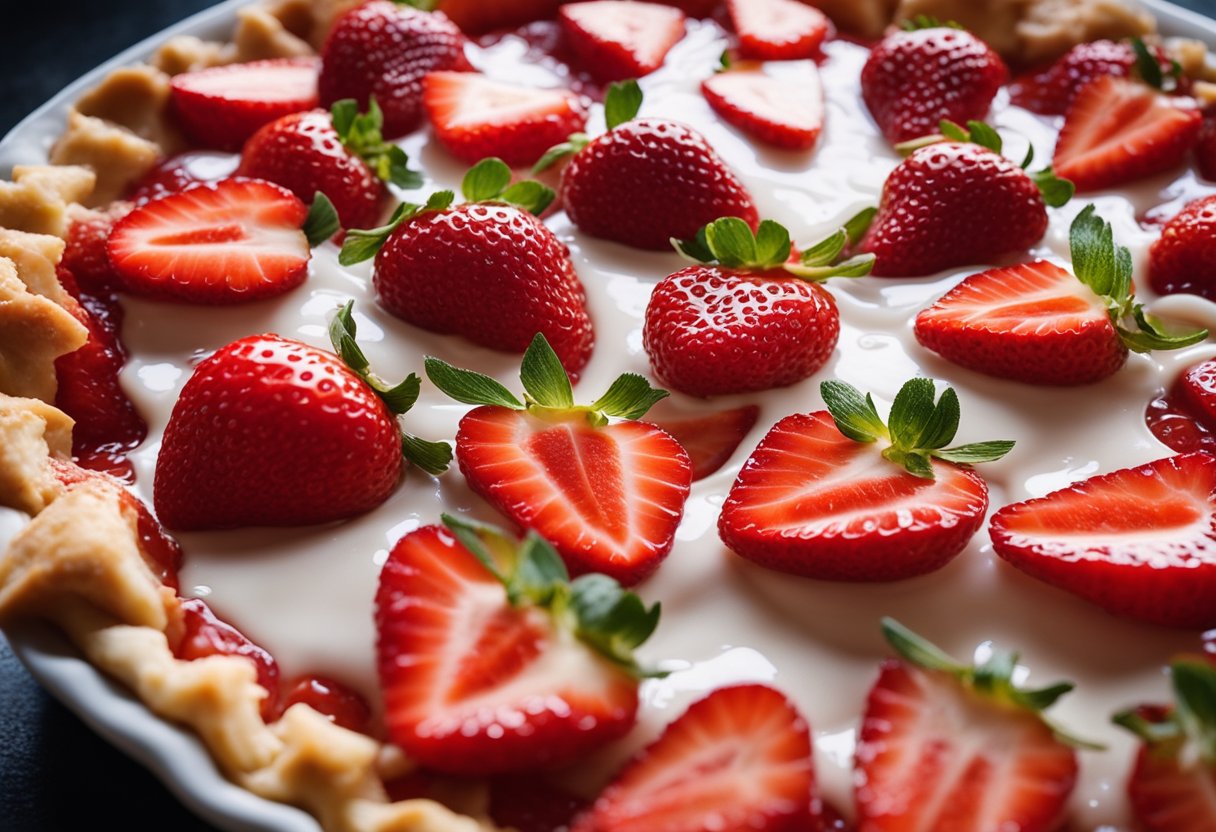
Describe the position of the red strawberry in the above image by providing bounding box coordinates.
[423,71,588,167]
[559,1,686,83]
[169,57,320,151]
[239,100,419,230]
[438,0,561,33]
[61,204,130,292]
[127,152,239,205]
[1115,660,1216,832]
[544,81,758,251]
[916,205,1205,385]
[489,777,588,832]
[1178,358,1216,430]
[990,450,1216,629]
[375,518,660,774]
[1053,76,1202,193]
[860,24,1007,145]
[1149,195,1216,301]
[343,159,592,378]
[1197,110,1216,180]
[856,620,1080,831]
[720,376,1010,581]
[643,217,866,397]
[278,675,372,735]
[426,334,692,585]
[155,306,449,530]
[648,404,760,480]
[318,1,472,139]
[174,597,281,721]
[701,65,825,151]
[728,0,830,61]
[572,684,818,832]
[106,178,319,305]
[1009,39,1173,115]
[858,125,1069,277]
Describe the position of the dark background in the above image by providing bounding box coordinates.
[3,0,1216,830]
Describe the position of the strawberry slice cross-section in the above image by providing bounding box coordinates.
[559,0,687,83]
[702,63,826,151]
[375,516,662,775]
[727,0,831,61]
[426,332,692,585]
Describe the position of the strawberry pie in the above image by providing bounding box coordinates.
[3,1,1216,831]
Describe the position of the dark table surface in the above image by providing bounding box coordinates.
[4,1,1216,830]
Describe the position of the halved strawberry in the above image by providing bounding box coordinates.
[1179,358,1216,431]
[559,1,686,83]
[1008,38,1178,116]
[1149,195,1216,301]
[1115,660,1216,832]
[727,0,830,61]
[572,684,818,832]
[170,57,320,151]
[720,375,1011,582]
[915,206,1207,385]
[702,65,825,151]
[1053,76,1202,192]
[174,597,281,721]
[990,451,1216,629]
[376,518,660,774]
[856,620,1081,831]
[426,334,691,585]
[423,71,588,167]
[106,178,322,305]
[648,404,760,480]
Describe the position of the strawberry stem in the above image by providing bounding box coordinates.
[303,193,340,246]
[331,98,422,190]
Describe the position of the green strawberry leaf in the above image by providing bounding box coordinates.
[899,14,962,31]
[886,377,938,451]
[1112,708,1185,745]
[883,447,934,479]
[910,386,961,450]
[1020,143,1036,169]
[937,119,1002,154]
[338,191,455,265]
[590,373,669,420]
[500,180,556,216]
[1011,681,1076,712]
[843,207,877,245]
[570,573,664,677]
[303,192,341,246]
[754,220,793,267]
[1172,659,1216,763]
[520,333,575,409]
[532,133,591,174]
[718,49,732,71]
[395,0,439,9]
[1132,37,1165,90]
[604,79,644,130]
[671,225,716,264]
[423,357,525,409]
[705,216,760,267]
[784,209,877,281]
[797,228,847,269]
[462,157,514,203]
[882,618,967,674]
[441,512,510,582]
[402,433,453,475]
[511,532,571,607]
[332,97,423,189]
[932,440,1016,464]
[820,380,887,443]
[328,301,420,413]
[1031,167,1075,208]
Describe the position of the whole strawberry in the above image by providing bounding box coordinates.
[154,306,449,530]
[342,158,593,379]
[644,214,873,397]
[318,1,471,139]
[1009,38,1177,115]
[1149,195,1216,301]
[861,21,1007,145]
[238,99,422,230]
[859,120,1072,277]
[538,81,757,251]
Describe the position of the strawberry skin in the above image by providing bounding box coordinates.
[855,659,1078,831]
[154,334,403,530]
[720,411,988,581]
[1009,39,1156,116]
[169,57,320,152]
[572,684,818,832]
[990,451,1216,629]
[238,109,387,230]
[106,179,312,305]
[1149,195,1216,301]
[858,142,1048,277]
[644,266,838,397]
[914,260,1126,385]
[1179,358,1216,430]
[648,404,760,481]
[376,524,640,774]
[1053,76,1202,193]
[423,71,589,167]
[1197,110,1216,181]
[318,1,472,139]
[174,597,282,722]
[1128,726,1216,832]
[559,1,686,83]
[728,0,830,61]
[561,120,758,251]
[373,202,593,378]
[861,27,1007,145]
[702,66,825,151]
[455,406,691,585]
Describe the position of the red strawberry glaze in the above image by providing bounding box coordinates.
[1145,379,1216,455]
[278,675,373,735]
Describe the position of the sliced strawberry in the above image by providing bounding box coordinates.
[1179,358,1216,431]
[106,179,312,305]
[174,597,281,722]
[376,519,659,775]
[423,71,588,167]
[856,621,1080,831]
[61,205,132,292]
[1008,39,1173,116]
[278,675,372,735]
[1145,365,1216,456]
[427,334,691,585]
[170,57,320,152]
[727,0,830,61]
[127,152,239,205]
[702,66,825,151]
[1116,661,1216,832]
[1053,76,1202,192]
[648,404,760,480]
[559,1,686,83]
[720,410,990,581]
[572,684,818,832]
[990,451,1216,629]
[1149,195,1216,301]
